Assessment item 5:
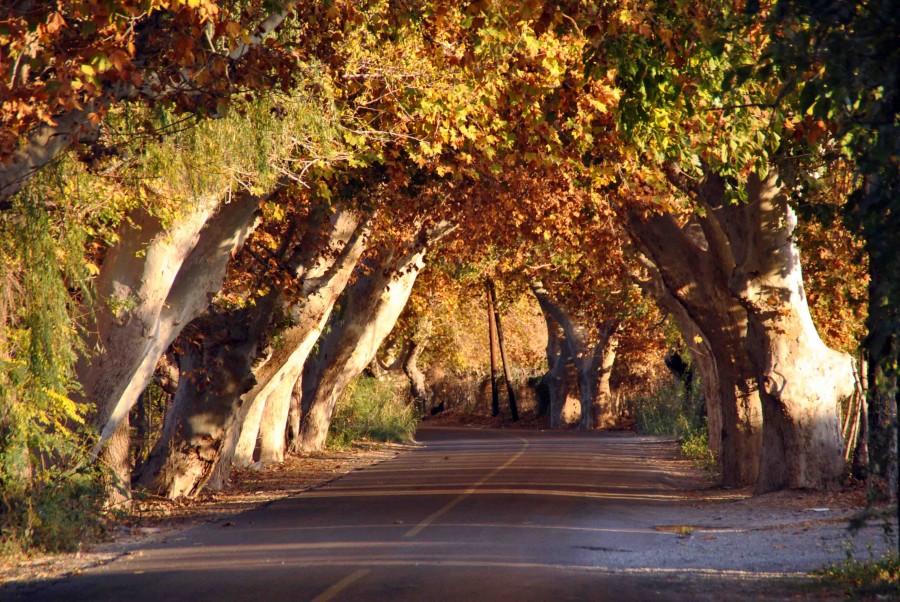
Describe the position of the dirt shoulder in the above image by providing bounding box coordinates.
[0,442,412,589]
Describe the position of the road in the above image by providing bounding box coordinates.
[11,427,829,601]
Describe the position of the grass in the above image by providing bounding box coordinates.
[817,551,900,599]
[327,376,417,449]
[627,379,717,471]
[0,466,107,557]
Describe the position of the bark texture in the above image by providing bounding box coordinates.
[403,341,431,415]
[135,207,367,497]
[297,223,453,453]
[231,209,367,469]
[82,192,262,462]
[625,208,762,487]
[722,172,854,492]
[529,279,619,430]
[132,308,265,498]
[629,166,856,491]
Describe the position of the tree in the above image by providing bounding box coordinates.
[760,0,899,503]
[297,220,454,453]
[0,1,304,205]
[134,201,368,497]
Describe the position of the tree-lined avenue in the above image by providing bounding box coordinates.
[14,427,879,602]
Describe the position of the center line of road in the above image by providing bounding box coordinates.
[310,568,371,602]
[403,438,529,538]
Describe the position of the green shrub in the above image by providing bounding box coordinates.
[327,376,417,449]
[1,466,106,556]
[680,426,718,470]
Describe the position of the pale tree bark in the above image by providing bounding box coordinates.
[287,379,303,448]
[0,109,99,206]
[403,340,431,415]
[130,302,274,498]
[83,192,262,453]
[297,223,454,453]
[134,207,368,497]
[529,279,619,430]
[625,209,762,487]
[590,328,620,429]
[234,210,368,468]
[78,192,262,497]
[718,172,855,492]
[100,415,132,510]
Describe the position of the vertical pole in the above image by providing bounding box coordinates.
[487,277,518,421]
[486,279,500,417]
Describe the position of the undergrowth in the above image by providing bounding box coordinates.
[327,376,417,449]
[627,379,717,470]
[0,466,106,557]
[817,551,900,599]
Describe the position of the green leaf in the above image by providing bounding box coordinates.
[799,82,818,115]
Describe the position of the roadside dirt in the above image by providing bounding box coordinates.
[0,442,410,589]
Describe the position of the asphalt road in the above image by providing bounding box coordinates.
[11,427,820,601]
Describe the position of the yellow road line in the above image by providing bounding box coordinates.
[310,568,370,602]
[404,438,529,538]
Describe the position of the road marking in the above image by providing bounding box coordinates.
[310,568,370,602]
[301,487,689,502]
[404,438,529,538]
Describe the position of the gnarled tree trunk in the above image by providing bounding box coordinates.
[633,254,723,459]
[529,279,619,430]
[297,254,423,453]
[221,209,368,475]
[135,207,367,497]
[131,306,267,498]
[590,329,620,429]
[83,193,262,451]
[625,208,762,487]
[403,340,431,415]
[721,172,854,492]
[297,223,454,453]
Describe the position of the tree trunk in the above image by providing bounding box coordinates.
[101,415,131,510]
[529,279,618,430]
[486,280,501,417]
[590,331,619,429]
[724,172,854,492]
[132,308,265,498]
[625,207,762,487]
[403,341,430,415]
[633,254,724,459]
[546,342,575,427]
[218,209,368,476]
[82,191,263,461]
[297,222,453,453]
[487,278,518,421]
[135,207,367,496]
[287,379,303,448]
[535,309,563,417]
[297,254,424,453]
